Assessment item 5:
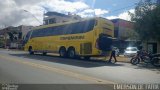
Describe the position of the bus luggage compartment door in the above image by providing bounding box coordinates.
[80,42,92,55]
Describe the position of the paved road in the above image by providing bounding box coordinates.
[0,49,160,84]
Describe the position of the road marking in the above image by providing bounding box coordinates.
[0,55,116,84]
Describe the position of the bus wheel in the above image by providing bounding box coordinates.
[28,46,34,55]
[43,52,47,55]
[84,56,90,60]
[68,48,76,58]
[59,47,66,57]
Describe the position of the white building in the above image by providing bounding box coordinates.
[43,12,82,25]
[0,25,34,49]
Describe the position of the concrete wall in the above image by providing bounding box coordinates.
[142,40,160,53]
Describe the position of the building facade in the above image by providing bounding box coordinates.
[111,19,139,53]
[111,19,160,53]
[142,40,160,53]
[43,12,82,25]
[0,25,34,49]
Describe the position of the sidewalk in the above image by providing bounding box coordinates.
[0,48,23,51]
[0,48,130,63]
[116,55,131,63]
[94,55,131,63]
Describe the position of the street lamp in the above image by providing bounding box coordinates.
[23,10,44,41]
[23,10,43,25]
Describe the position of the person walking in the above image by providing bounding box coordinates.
[108,47,117,63]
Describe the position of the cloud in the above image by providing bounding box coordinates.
[14,0,43,6]
[106,9,135,21]
[77,9,94,17]
[40,0,89,13]
[94,9,109,16]
[76,8,109,17]
[0,0,44,27]
[0,0,109,27]
[0,0,24,26]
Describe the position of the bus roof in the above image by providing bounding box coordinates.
[32,17,112,30]
[33,17,96,30]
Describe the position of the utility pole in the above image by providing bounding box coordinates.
[23,10,44,42]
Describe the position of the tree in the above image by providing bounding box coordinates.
[130,0,160,41]
[0,38,4,47]
[18,32,22,39]
[7,32,14,41]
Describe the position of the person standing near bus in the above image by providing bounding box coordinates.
[108,47,117,63]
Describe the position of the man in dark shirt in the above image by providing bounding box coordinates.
[108,47,117,63]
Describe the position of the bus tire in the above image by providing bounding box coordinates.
[67,47,76,58]
[84,56,90,60]
[43,52,47,55]
[28,46,34,55]
[59,47,67,57]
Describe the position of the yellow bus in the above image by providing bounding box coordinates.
[24,17,114,59]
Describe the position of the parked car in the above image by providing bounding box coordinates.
[124,47,139,57]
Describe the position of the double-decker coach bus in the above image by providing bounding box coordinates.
[24,17,114,59]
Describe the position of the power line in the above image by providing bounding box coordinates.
[108,3,137,15]
[111,4,135,13]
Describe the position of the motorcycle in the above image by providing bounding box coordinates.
[130,50,160,67]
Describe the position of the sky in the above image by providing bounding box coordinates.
[0,0,140,28]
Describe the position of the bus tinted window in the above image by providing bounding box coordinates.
[31,19,95,38]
